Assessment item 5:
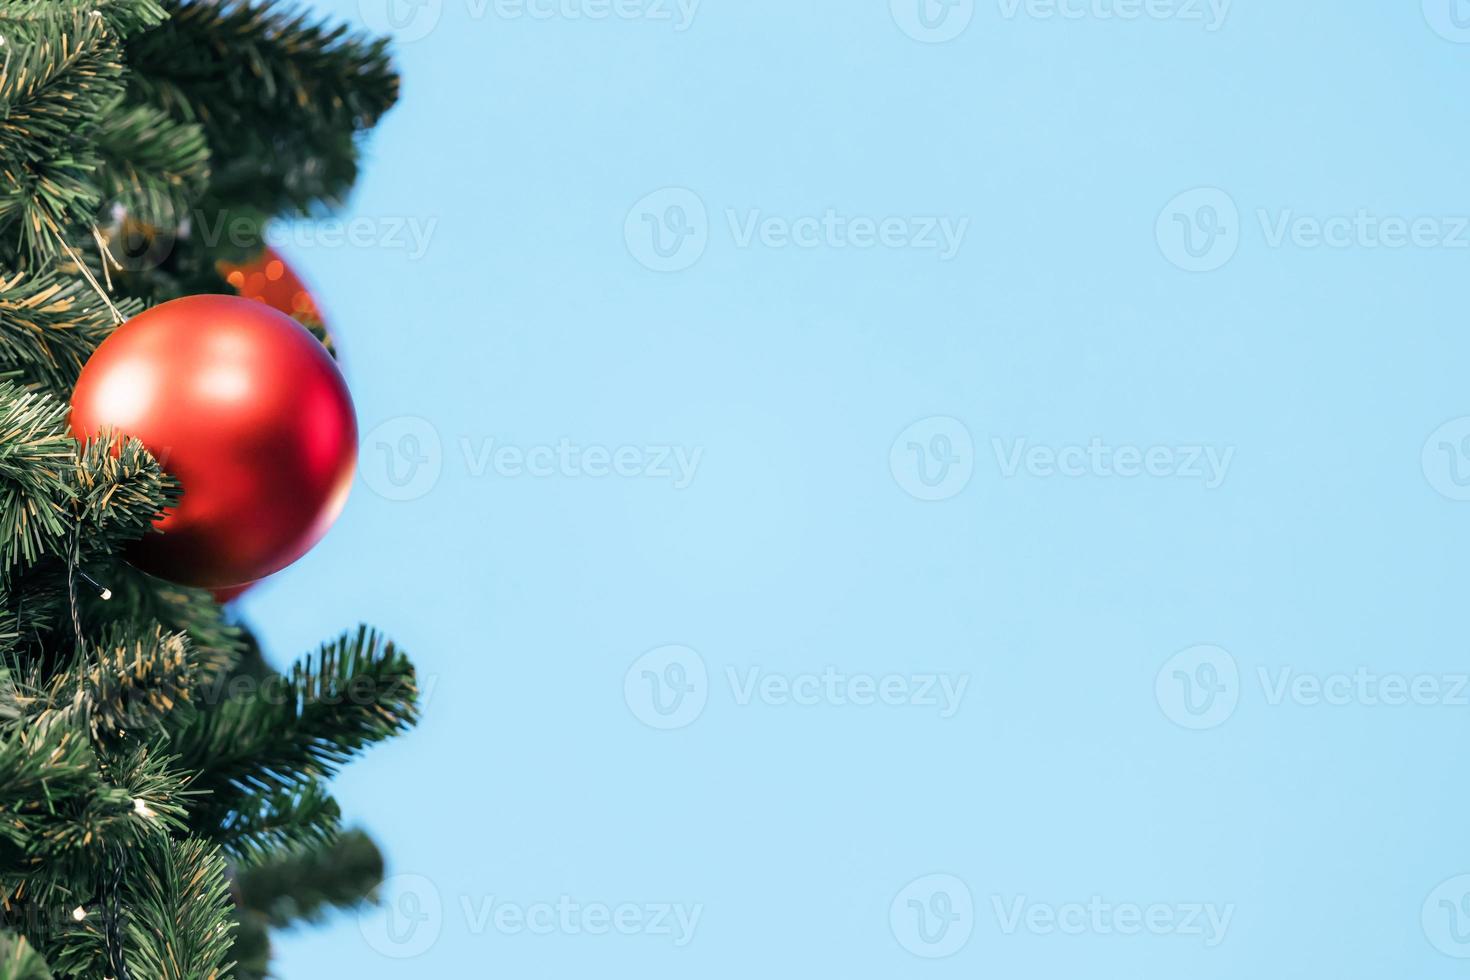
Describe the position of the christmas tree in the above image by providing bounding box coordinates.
[0,2,418,977]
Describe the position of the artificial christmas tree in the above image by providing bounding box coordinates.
[0,2,417,977]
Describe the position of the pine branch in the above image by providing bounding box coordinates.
[127,0,398,215]
[235,827,382,928]
[0,710,190,898]
[0,10,126,267]
[216,781,339,867]
[176,626,418,804]
[2,625,194,744]
[0,718,98,848]
[0,2,168,40]
[71,431,176,558]
[94,100,211,230]
[0,931,51,980]
[0,384,75,575]
[84,570,244,689]
[121,837,234,980]
[0,270,137,397]
[0,384,173,578]
[73,625,193,740]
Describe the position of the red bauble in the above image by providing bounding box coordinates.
[211,582,255,604]
[218,247,326,327]
[70,295,357,588]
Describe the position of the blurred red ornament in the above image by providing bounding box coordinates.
[70,295,357,588]
[218,246,325,327]
[211,582,254,603]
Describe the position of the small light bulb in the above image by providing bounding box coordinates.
[133,798,155,818]
[71,906,86,922]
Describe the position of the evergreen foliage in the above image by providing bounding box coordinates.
[0,2,414,975]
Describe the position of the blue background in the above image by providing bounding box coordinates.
[238,1,1470,976]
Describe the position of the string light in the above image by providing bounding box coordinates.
[132,798,155,819]
[71,906,86,922]
[79,571,112,601]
